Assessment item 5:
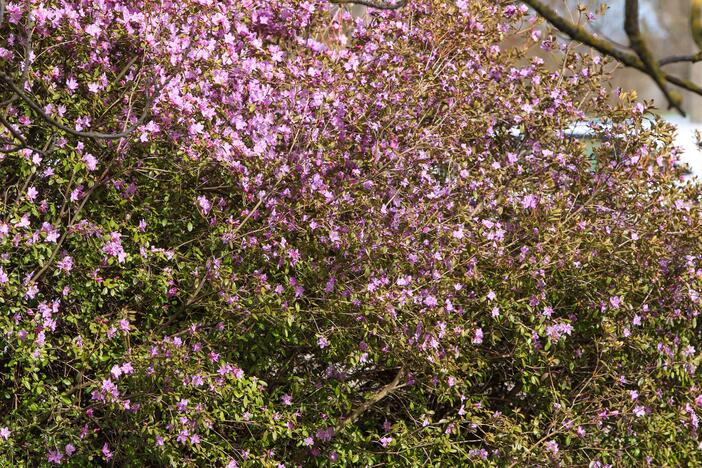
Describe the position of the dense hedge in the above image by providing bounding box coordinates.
[1,0,702,465]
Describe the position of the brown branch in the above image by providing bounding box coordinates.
[0,71,153,140]
[660,52,702,66]
[522,0,702,113]
[0,112,27,146]
[330,0,406,10]
[0,112,50,155]
[336,367,405,432]
[623,0,683,115]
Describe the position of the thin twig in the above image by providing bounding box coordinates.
[330,0,406,10]
[521,0,702,112]
[0,71,153,140]
[336,367,405,432]
[623,0,683,115]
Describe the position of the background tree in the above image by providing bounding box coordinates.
[346,0,702,119]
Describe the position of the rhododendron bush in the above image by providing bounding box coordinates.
[1,0,702,465]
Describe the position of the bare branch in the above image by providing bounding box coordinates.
[336,367,405,432]
[330,0,406,11]
[0,112,27,147]
[623,0,683,115]
[660,52,702,66]
[0,71,153,140]
[0,0,5,26]
[521,0,702,113]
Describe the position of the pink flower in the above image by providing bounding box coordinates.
[83,153,98,171]
[66,77,78,92]
[0,427,10,440]
[424,295,438,307]
[197,196,211,214]
[70,186,84,202]
[379,436,393,447]
[57,255,73,274]
[15,214,30,229]
[521,194,538,209]
[101,443,113,460]
[27,186,38,201]
[85,23,101,37]
[609,295,622,309]
[472,328,484,345]
[111,365,123,379]
[545,440,558,454]
[48,449,63,464]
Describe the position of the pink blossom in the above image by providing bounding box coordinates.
[609,295,622,309]
[197,196,211,214]
[27,186,38,201]
[48,449,63,464]
[57,255,73,274]
[101,443,113,460]
[521,194,538,209]
[83,153,98,171]
[472,328,484,345]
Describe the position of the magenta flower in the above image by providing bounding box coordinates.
[424,295,438,307]
[197,196,211,215]
[521,194,538,209]
[101,443,113,460]
[83,153,98,172]
[472,328,484,345]
[57,255,73,274]
[27,186,38,201]
[47,449,63,464]
[609,295,622,309]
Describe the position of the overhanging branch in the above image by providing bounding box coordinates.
[521,0,702,115]
[330,0,406,10]
[623,0,683,115]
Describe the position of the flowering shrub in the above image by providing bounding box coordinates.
[1,0,701,465]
